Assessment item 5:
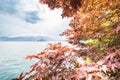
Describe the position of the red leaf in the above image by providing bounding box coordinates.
[116,25,120,33]
[26,55,34,60]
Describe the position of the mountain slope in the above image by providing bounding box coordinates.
[0,36,53,41]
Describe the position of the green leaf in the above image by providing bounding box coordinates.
[99,47,105,51]
[85,57,92,63]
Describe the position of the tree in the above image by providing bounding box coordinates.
[13,0,120,80]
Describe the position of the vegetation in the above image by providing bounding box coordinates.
[13,0,120,80]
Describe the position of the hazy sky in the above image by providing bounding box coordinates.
[0,0,70,39]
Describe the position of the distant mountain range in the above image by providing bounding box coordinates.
[0,36,54,41]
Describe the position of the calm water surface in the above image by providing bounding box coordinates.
[0,41,61,80]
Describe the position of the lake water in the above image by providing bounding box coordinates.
[0,41,63,80]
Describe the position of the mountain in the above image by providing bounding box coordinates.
[0,36,54,41]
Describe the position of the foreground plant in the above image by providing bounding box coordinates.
[13,43,120,80]
[13,0,120,80]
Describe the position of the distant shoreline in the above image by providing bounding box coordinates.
[0,36,54,41]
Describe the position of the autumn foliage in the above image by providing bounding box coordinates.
[13,0,120,80]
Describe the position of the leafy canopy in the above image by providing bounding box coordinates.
[13,0,120,80]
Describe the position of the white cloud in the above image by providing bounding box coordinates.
[0,14,38,37]
[19,0,40,11]
[0,0,70,39]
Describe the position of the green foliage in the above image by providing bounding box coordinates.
[84,39,101,46]
[85,57,92,63]
[99,47,105,51]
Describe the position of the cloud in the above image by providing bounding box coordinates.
[0,0,70,39]
[0,14,38,37]
[25,11,42,23]
[17,0,43,23]
[0,0,42,23]
[0,0,18,14]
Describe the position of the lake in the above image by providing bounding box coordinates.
[0,41,64,80]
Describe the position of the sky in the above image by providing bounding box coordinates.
[0,0,70,40]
